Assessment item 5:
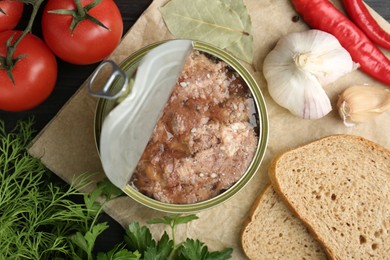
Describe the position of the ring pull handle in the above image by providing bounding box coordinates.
[87,60,129,100]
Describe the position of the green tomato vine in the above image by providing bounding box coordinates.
[0,0,44,84]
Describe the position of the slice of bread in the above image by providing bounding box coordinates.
[268,134,390,259]
[241,184,327,260]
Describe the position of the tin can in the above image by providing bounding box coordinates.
[91,40,269,213]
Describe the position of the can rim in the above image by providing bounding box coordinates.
[93,40,269,213]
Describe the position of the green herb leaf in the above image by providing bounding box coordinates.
[83,191,102,215]
[0,120,230,259]
[84,222,110,251]
[97,246,141,260]
[0,119,101,259]
[69,222,109,259]
[177,239,233,260]
[143,231,173,260]
[160,0,253,63]
[69,232,89,254]
[147,214,199,228]
[96,178,124,200]
[176,239,208,260]
[207,249,234,260]
[124,222,156,255]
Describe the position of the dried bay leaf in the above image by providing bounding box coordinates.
[222,0,253,63]
[160,0,253,63]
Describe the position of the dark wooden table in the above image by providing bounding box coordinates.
[0,0,389,254]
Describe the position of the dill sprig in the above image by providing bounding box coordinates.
[0,119,98,259]
[0,119,232,260]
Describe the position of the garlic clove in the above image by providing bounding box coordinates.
[337,85,390,126]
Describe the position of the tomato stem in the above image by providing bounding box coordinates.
[74,0,86,17]
[1,0,45,84]
[48,0,109,33]
[10,0,43,51]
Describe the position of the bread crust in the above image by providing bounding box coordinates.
[268,153,335,259]
[268,134,390,260]
[240,183,271,259]
[241,184,327,259]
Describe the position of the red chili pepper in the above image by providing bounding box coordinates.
[342,0,390,50]
[290,0,390,87]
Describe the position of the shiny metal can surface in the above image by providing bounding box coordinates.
[93,40,269,213]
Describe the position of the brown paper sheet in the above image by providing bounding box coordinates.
[29,0,390,258]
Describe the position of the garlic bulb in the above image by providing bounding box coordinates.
[337,85,390,127]
[263,29,357,119]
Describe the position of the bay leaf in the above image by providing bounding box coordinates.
[221,0,253,63]
[160,0,253,63]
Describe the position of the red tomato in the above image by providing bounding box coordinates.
[0,0,24,32]
[0,31,57,112]
[41,0,123,65]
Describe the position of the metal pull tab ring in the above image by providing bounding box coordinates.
[87,60,129,100]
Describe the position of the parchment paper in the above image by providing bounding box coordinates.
[29,0,390,258]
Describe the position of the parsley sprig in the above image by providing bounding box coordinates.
[0,119,233,259]
[122,215,233,260]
